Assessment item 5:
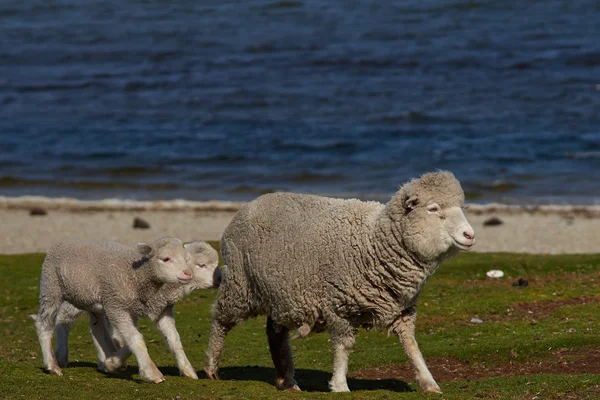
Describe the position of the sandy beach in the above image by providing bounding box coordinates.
[0,196,599,255]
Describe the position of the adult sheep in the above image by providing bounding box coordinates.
[36,237,196,383]
[204,170,475,393]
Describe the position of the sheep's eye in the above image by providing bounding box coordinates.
[427,205,439,213]
[161,257,171,262]
[197,264,207,269]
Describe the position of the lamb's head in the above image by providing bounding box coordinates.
[392,171,475,262]
[136,237,193,284]
[184,241,221,289]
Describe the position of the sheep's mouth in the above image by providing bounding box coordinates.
[177,276,193,283]
[453,239,474,251]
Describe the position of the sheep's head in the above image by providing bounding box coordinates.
[184,241,221,289]
[393,171,475,262]
[136,237,193,284]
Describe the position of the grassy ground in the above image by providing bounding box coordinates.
[1,244,599,399]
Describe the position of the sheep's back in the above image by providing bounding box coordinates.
[222,192,383,325]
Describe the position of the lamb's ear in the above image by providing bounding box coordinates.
[184,242,198,253]
[136,243,154,257]
[184,241,209,254]
[404,195,419,210]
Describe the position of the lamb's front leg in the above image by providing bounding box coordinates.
[104,312,164,383]
[392,307,441,394]
[156,306,198,379]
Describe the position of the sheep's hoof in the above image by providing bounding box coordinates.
[47,366,63,376]
[276,377,301,391]
[204,369,220,380]
[56,356,68,369]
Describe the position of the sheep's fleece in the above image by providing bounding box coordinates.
[205,170,475,393]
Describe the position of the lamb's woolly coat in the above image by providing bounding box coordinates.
[36,237,194,383]
[40,238,186,319]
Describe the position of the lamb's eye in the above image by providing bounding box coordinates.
[161,257,171,262]
[428,206,439,213]
[197,264,207,269]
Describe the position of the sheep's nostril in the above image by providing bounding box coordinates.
[463,231,474,240]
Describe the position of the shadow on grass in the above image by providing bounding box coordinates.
[65,361,100,369]
[210,366,413,392]
[87,364,411,392]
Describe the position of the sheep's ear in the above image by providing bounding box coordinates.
[404,195,419,210]
[136,243,154,257]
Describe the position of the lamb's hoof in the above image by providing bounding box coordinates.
[275,377,301,391]
[104,357,124,373]
[140,368,165,384]
[181,366,199,379]
[204,369,220,380]
[423,386,442,394]
[329,380,350,392]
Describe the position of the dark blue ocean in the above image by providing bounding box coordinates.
[1,0,599,204]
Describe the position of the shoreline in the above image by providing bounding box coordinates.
[2,195,600,216]
[1,195,599,255]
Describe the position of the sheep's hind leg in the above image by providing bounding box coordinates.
[328,321,356,393]
[266,316,300,391]
[392,307,441,394]
[36,296,63,376]
[203,317,234,380]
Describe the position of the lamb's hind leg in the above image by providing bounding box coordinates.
[266,316,300,391]
[104,312,164,383]
[55,302,84,368]
[88,312,118,372]
[36,294,63,375]
[392,307,441,394]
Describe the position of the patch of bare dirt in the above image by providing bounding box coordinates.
[351,349,600,382]
[509,295,600,320]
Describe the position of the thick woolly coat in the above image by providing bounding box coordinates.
[216,171,466,332]
[40,238,189,321]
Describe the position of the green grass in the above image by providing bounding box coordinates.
[1,247,600,399]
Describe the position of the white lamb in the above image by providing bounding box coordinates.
[35,237,212,383]
[51,241,221,379]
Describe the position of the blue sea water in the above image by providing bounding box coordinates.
[0,0,599,204]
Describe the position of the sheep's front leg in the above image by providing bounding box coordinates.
[327,318,356,392]
[156,306,197,379]
[104,312,164,383]
[392,307,441,394]
[266,316,299,391]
